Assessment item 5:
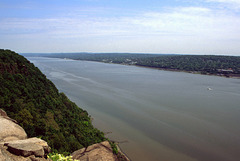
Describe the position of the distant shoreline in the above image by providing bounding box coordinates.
[28,54,240,79]
[66,58,240,79]
[131,64,240,79]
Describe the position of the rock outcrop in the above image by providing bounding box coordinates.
[0,109,18,124]
[0,109,50,161]
[0,117,27,142]
[71,141,118,161]
[0,108,129,161]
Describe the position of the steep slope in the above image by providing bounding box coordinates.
[0,49,105,153]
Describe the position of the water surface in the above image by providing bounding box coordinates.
[29,57,240,161]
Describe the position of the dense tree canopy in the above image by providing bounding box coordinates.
[0,49,105,153]
[40,53,240,76]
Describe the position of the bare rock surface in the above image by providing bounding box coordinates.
[0,109,18,124]
[0,115,27,142]
[4,138,49,157]
[0,109,50,161]
[0,145,31,161]
[0,145,50,161]
[0,136,50,161]
[71,141,118,161]
[0,109,126,161]
[4,138,49,148]
[0,109,7,117]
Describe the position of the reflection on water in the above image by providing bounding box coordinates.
[29,57,240,161]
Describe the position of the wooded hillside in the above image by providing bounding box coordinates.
[0,49,105,153]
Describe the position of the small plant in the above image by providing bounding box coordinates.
[109,141,118,155]
[83,121,89,126]
[48,153,80,161]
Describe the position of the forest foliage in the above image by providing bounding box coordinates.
[40,53,240,76]
[0,49,106,153]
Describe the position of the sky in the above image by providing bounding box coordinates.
[0,0,240,55]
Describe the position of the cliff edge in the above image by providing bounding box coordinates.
[0,109,129,161]
[0,109,51,161]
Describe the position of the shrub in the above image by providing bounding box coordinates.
[48,153,79,161]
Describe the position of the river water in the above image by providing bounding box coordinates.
[28,57,240,161]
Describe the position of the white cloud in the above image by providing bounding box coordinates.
[131,7,240,38]
[205,0,240,9]
[207,0,240,4]
[1,6,240,55]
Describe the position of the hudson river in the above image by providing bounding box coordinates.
[29,57,240,161]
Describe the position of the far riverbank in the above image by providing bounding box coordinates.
[31,53,240,79]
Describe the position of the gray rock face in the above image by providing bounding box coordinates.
[0,142,50,161]
[0,109,18,124]
[4,138,50,158]
[0,109,126,161]
[0,109,7,117]
[7,143,44,157]
[0,145,31,161]
[71,141,117,161]
[0,109,51,161]
[0,116,27,142]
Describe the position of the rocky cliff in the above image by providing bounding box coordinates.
[0,109,129,161]
[0,109,51,161]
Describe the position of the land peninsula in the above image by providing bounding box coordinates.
[27,53,240,78]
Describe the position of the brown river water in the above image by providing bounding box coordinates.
[29,57,240,161]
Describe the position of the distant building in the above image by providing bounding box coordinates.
[217,69,234,73]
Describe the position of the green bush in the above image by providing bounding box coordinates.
[109,141,118,155]
[48,153,79,161]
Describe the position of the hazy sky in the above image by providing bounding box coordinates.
[0,0,240,55]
